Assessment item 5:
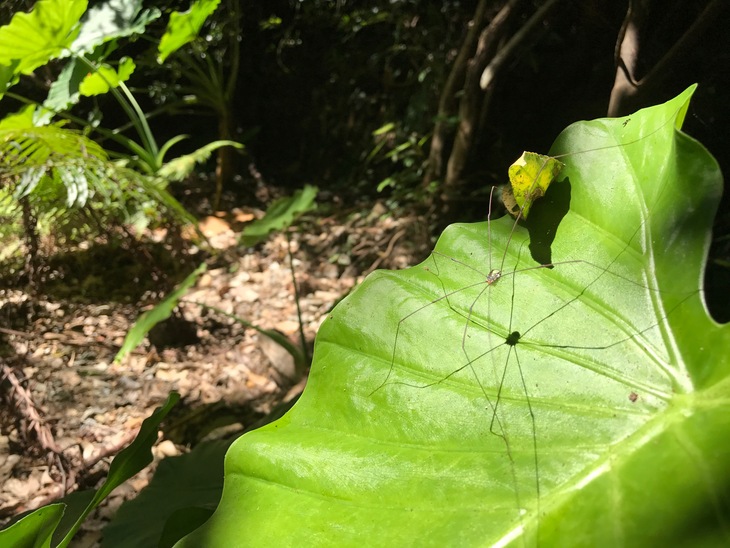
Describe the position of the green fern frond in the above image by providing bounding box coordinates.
[0,123,194,244]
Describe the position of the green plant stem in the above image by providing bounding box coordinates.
[76,55,159,168]
[286,231,310,366]
[117,81,159,158]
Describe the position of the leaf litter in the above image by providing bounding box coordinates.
[0,198,428,543]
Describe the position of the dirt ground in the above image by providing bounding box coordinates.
[0,199,429,545]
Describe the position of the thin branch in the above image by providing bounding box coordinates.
[480,0,565,90]
[440,0,525,196]
[1,364,61,454]
[286,231,310,369]
[423,0,491,185]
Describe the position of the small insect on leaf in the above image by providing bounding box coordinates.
[503,152,564,219]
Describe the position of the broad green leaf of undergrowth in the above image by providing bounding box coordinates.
[157,140,244,182]
[56,392,180,547]
[157,0,221,64]
[42,0,159,120]
[101,440,229,548]
[239,185,318,247]
[0,503,64,548]
[78,57,135,96]
[71,0,160,55]
[177,87,730,546]
[114,264,206,363]
[0,61,19,98]
[0,0,87,76]
[0,394,179,548]
[41,57,91,122]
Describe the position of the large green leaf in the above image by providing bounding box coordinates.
[78,57,136,96]
[177,87,730,545]
[71,0,161,55]
[42,0,159,120]
[0,0,87,75]
[0,504,64,548]
[41,57,89,123]
[0,394,179,548]
[101,440,229,548]
[0,60,20,99]
[157,0,221,64]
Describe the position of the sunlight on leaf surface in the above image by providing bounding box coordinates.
[0,0,87,75]
[79,57,136,96]
[71,0,160,55]
[0,503,64,548]
[176,87,730,546]
[157,0,222,64]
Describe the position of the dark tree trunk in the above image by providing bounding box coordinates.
[443,0,522,199]
[213,0,241,210]
[608,0,727,116]
[425,0,565,221]
[423,0,492,191]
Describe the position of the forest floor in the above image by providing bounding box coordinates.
[0,194,430,546]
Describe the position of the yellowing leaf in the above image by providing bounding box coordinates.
[505,151,563,219]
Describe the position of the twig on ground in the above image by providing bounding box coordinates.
[364,229,406,275]
[1,364,61,455]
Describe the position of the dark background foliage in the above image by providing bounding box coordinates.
[0,0,727,314]
[151,0,730,318]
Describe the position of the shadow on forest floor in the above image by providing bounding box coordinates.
[0,198,429,543]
